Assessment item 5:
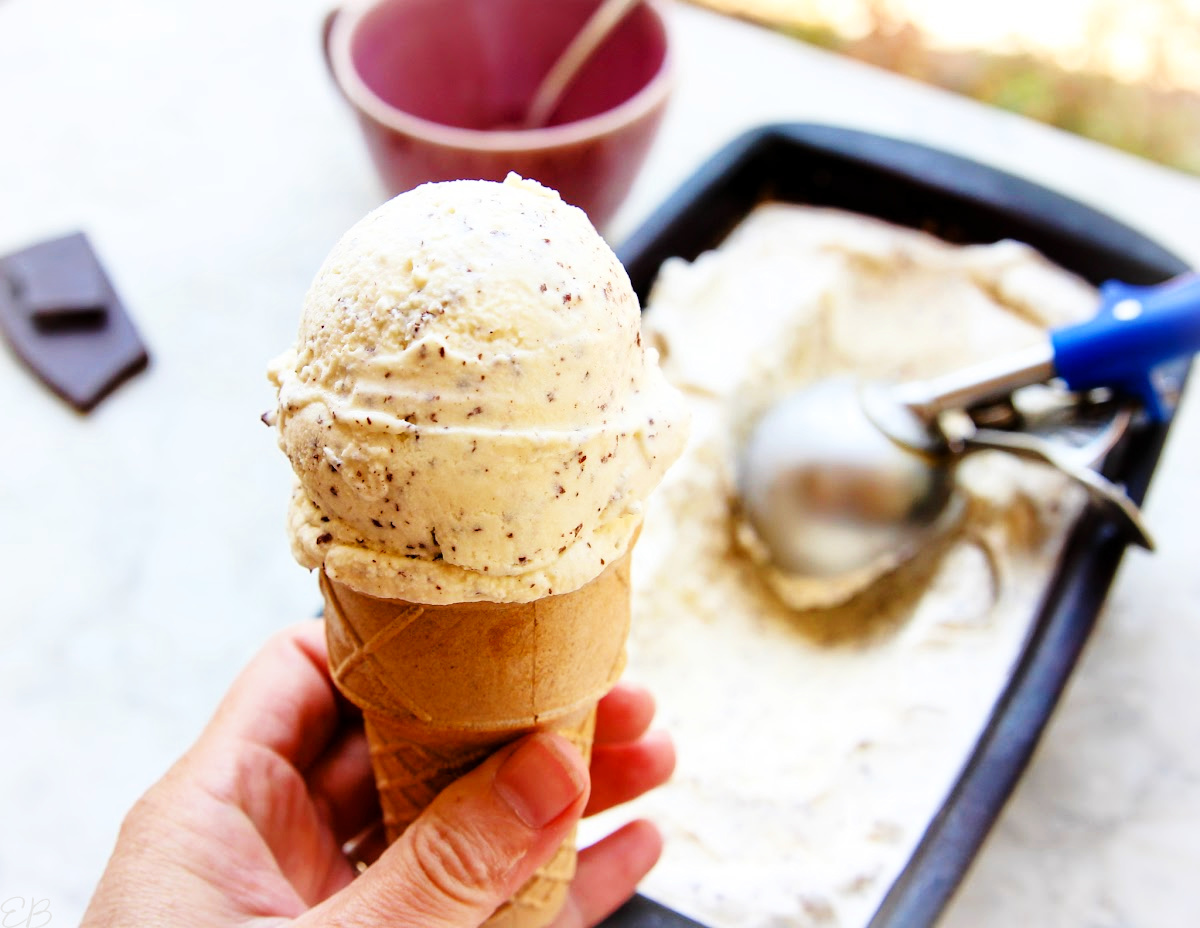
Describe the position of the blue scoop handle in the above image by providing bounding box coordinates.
[1050,273,1200,421]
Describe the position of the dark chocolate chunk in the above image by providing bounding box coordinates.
[0,232,148,412]
[5,236,109,331]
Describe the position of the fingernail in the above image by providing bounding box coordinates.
[494,733,587,829]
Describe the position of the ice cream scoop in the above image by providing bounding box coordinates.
[738,273,1200,596]
[269,174,687,604]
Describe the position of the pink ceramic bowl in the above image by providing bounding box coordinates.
[324,0,673,231]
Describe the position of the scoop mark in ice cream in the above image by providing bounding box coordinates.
[269,174,688,604]
[619,203,1098,927]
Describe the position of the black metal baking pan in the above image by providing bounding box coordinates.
[600,123,1192,928]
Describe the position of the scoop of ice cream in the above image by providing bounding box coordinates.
[268,174,688,603]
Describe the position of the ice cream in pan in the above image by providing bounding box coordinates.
[737,266,1200,609]
[266,174,688,927]
[621,203,1130,926]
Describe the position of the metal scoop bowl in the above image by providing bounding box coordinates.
[738,273,1200,596]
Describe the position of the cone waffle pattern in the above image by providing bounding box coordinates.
[321,553,631,928]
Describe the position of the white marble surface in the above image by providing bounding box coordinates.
[1,0,1198,924]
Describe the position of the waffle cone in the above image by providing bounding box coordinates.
[321,549,633,927]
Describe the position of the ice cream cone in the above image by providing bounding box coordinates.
[321,547,634,927]
[270,176,686,925]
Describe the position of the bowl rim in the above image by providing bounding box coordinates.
[326,0,675,152]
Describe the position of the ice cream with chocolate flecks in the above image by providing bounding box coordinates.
[267,173,688,604]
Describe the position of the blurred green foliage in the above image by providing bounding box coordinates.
[779,17,1200,176]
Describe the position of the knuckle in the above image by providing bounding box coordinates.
[122,784,176,835]
[408,813,513,913]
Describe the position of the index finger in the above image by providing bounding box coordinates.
[199,619,346,772]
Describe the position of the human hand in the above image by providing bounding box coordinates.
[81,620,675,928]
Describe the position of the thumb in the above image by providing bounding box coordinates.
[315,732,590,927]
